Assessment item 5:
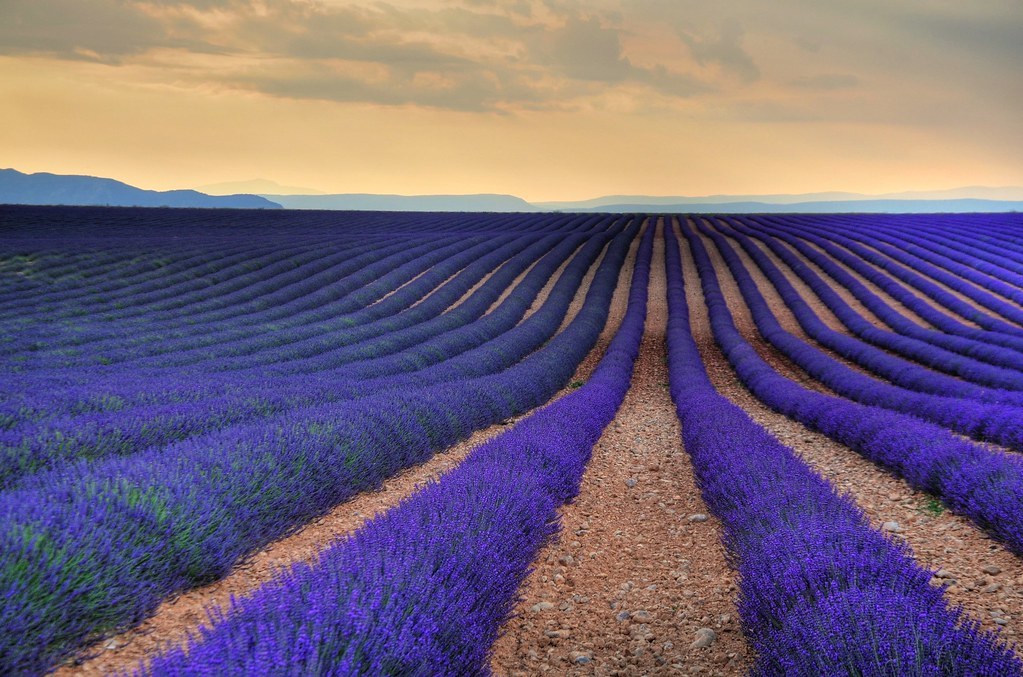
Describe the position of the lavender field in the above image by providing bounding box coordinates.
[3,206,1023,675]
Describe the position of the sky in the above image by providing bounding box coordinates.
[1,0,1021,201]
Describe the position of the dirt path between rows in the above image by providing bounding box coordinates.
[700,218,999,398]
[57,227,638,676]
[707,219,890,331]
[836,236,1017,328]
[675,218,1023,657]
[492,220,751,676]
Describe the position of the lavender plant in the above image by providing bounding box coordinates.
[664,220,1020,676]
[141,214,654,676]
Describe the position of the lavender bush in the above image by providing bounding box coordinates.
[665,220,1020,675]
[141,218,655,676]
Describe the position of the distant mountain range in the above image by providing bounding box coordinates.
[260,190,1023,213]
[263,193,537,212]
[0,169,281,209]
[2,168,1022,213]
[557,198,1023,214]
[196,179,326,196]
[533,186,1023,210]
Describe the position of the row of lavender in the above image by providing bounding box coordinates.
[139,217,656,676]
[757,214,1023,385]
[680,216,1023,556]
[0,220,610,488]
[722,218,1023,390]
[0,212,589,377]
[0,207,638,673]
[695,218,1023,453]
[139,216,1023,675]
[665,218,1023,673]
[755,214,1023,354]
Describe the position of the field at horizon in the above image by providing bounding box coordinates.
[3,206,1023,674]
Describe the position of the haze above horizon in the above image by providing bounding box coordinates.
[1,1,1020,202]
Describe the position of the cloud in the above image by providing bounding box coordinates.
[524,14,706,96]
[0,0,179,61]
[529,16,632,82]
[677,19,759,84]
[789,74,860,90]
[0,0,715,111]
[0,0,1018,123]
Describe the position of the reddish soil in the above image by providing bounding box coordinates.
[56,224,634,676]
[676,218,1023,657]
[55,216,1023,676]
[839,237,1011,327]
[491,221,751,676]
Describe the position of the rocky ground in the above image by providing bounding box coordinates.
[58,222,636,676]
[681,216,1023,647]
[491,222,750,676]
[60,217,1023,675]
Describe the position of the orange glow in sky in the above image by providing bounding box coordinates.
[1,1,1020,200]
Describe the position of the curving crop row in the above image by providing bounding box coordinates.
[665,218,1021,675]
[723,216,1023,374]
[141,215,655,677]
[0,217,640,674]
[822,214,1023,306]
[760,216,1023,338]
[0,221,608,433]
[0,230,564,428]
[677,217,1023,561]
[702,219,1023,398]
[0,211,560,356]
[0,222,354,315]
[0,227,604,487]
[751,214,1023,357]
[0,238,292,309]
[0,216,596,400]
[693,218,1023,451]
[4,234,476,365]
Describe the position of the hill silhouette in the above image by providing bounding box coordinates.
[0,169,281,209]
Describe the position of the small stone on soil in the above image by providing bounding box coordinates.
[691,628,717,649]
[569,651,593,665]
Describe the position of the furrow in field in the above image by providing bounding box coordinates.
[0,232,587,486]
[722,216,1023,389]
[695,219,885,382]
[763,219,1023,360]
[59,219,641,676]
[676,218,1023,652]
[837,235,1023,323]
[794,237,946,329]
[705,218,1023,399]
[774,216,1023,334]
[687,220,836,397]
[828,215,1023,306]
[492,219,751,676]
[711,220,888,330]
[693,216,1023,451]
[795,235,984,330]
